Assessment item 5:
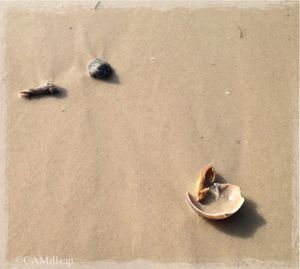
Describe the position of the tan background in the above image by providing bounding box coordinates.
[3,2,299,268]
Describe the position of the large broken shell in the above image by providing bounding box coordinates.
[187,165,244,220]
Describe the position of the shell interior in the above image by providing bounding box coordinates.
[187,183,245,219]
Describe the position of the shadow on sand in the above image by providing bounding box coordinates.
[100,68,120,84]
[203,174,266,238]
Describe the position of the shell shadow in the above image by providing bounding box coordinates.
[103,68,120,84]
[53,87,68,98]
[204,174,266,238]
[91,67,120,84]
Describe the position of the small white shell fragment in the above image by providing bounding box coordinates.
[19,81,61,99]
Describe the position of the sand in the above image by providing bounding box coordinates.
[1,2,299,268]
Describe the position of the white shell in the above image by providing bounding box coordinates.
[186,183,244,220]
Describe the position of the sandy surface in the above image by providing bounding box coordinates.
[3,2,299,268]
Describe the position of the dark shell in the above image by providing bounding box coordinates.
[88,58,113,79]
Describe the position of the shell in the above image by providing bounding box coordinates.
[88,58,113,79]
[187,165,244,220]
[195,164,216,201]
[19,81,61,99]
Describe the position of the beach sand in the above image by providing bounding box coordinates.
[3,2,299,268]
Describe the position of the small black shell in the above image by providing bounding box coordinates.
[88,58,113,79]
